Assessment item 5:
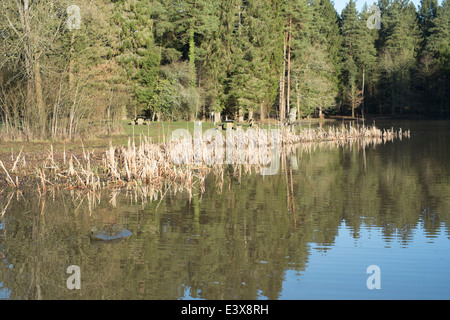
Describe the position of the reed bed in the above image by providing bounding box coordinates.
[280,123,410,144]
[0,123,410,197]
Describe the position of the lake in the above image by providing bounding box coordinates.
[1,120,449,300]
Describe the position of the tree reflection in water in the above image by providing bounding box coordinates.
[0,121,449,299]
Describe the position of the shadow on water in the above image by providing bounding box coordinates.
[0,120,449,299]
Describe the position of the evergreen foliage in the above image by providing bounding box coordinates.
[0,0,449,139]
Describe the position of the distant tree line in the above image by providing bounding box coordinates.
[0,0,448,139]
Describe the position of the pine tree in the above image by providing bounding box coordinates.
[306,0,341,117]
[161,0,215,119]
[311,0,342,74]
[229,0,284,121]
[376,0,421,114]
[296,44,337,118]
[355,3,378,115]
[285,0,315,119]
[226,0,251,122]
[413,0,439,114]
[198,1,237,122]
[112,0,170,119]
[425,0,450,116]
[418,0,439,40]
[250,0,284,121]
[340,0,360,117]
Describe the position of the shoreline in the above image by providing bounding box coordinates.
[0,123,410,194]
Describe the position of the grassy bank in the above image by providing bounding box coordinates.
[0,119,341,155]
[0,120,220,155]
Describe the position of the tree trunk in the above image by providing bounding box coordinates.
[214,111,221,124]
[22,0,37,136]
[34,57,45,136]
[69,31,75,92]
[351,87,355,118]
[287,16,292,115]
[279,31,288,123]
[279,69,284,122]
[188,27,196,88]
[295,78,300,120]
[260,102,265,121]
[362,66,365,119]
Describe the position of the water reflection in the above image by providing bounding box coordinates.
[280,219,450,300]
[0,121,449,299]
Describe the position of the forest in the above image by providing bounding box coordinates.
[0,0,449,140]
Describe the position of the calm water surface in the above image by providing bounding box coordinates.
[1,120,449,300]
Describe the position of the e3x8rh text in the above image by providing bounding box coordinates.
[225,304,269,315]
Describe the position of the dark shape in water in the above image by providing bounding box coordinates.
[90,224,132,241]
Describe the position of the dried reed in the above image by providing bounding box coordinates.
[0,123,410,199]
